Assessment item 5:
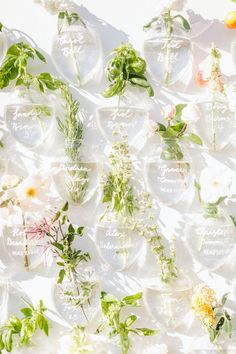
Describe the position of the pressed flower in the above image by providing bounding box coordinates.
[199,167,232,204]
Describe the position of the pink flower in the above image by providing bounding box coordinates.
[161,105,176,120]
[196,70,208,87]
[26,217,51,240]
[208,77,225,94]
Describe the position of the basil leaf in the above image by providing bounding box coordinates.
[186,133,203,145]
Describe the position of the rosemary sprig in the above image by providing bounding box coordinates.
[0,300,49,353]
[97,292,158,354]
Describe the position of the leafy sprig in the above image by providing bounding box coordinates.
[0,42,46,89]
[101,130,137,219]
[102,43,154,98]
[29,202,92,319]
[69,326,93,354]
[143,10,190,34]
[58,10,86,33]
[97,292,158,354]
[129,192,178,283]
[208,294,233,343]
[0,300,49,353]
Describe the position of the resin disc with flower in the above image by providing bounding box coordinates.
[145,104,202,206]
[185,167,236,270]
[196,46,236,151]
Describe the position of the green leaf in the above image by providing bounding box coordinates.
[35,49,46,63]
[53,211,61,222]
[62,201,69,211]
[134,328,159,336]
[230,215,236,227]
[187,133,203,145]
[122,292,142,305]
[57,269,65,284]
[20,308,33,317]
[221,293,229,306]
[125,315,137,327]
[52,242,64,251]
[77,226,84,236]
[174,15,191,31]
[175,104,187,119]
[68,223,75,234]
[0,23,3,32]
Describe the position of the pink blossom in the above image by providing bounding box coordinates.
[26,217,51,240]
[161,104,176,120]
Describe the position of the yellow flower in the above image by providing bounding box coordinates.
[25,187,37,198]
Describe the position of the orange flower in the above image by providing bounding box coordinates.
[196,70,208,86]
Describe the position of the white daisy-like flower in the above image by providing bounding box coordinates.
[15,173,51,211]
[182,103,201,124]
[199,167,232,204]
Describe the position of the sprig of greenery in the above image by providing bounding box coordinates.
[31,202,92,319]
[0,42,88,204]
[69,326,93,354]
[143,10,190,34]
[0,42,46,89]
[97,292,158,354]
[101,130,137,219]
[102,43,154,98]
[208,294,233,343]
[58,10,86,33]
[0,300,49,353]
[129,192,178,283]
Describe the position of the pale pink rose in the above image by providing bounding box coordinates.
[161,104,176,120]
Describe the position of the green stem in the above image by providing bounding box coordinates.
[22,214,30,270]
[211,96,216,151]
[70,268,88,321]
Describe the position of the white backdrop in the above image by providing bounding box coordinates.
[0,0,236,353]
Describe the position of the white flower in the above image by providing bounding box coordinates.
[15,173,51,211]
[34,0,73,15]
[199,167,232,203]
[157,0,187,13]
[145,119,158,138]
[182,103,201,124]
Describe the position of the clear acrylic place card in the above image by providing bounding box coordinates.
[143,34,193,86]
[52,24,102,86]
[5,104,54,149]
[94,222,144,271]
[185,211,236,270]
[96,106,149,148]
